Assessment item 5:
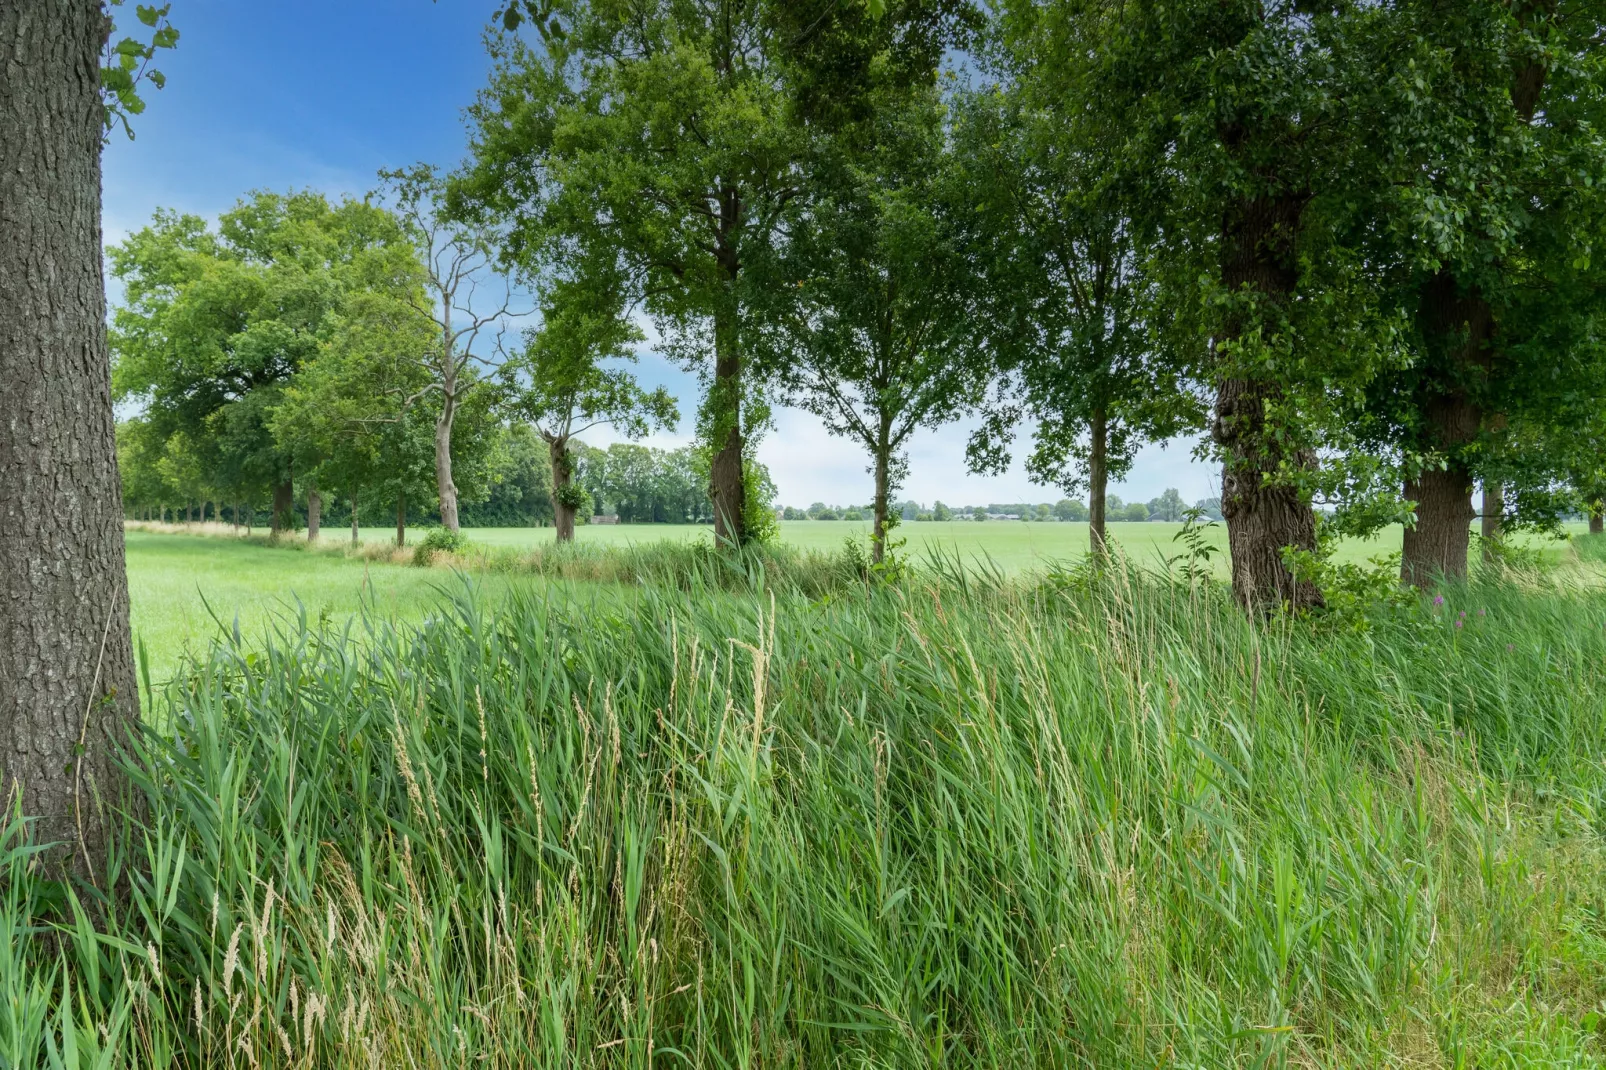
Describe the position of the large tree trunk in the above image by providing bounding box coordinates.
[350,492,360,546]
[1214,193,1323,613]
[1402,271,1490,588]
[550,439,576,543]
[1480,483,1504,565]
[270,478,294,538]
[871,441,891,566]
[1088,405,1109,558]
[435,397,460,535]
[708,299,746,546]
[1590,509,1603,536]
[0,0,139,877]
[306,478,321,543]
[396,492,407,548]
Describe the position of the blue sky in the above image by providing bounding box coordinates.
[102,0,1216,508]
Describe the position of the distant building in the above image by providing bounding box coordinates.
[593,514,620,525]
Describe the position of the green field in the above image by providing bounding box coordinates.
[126,530,524,679]
[41,526,1606,1066]
[376,517,1579,570]
[128,520,1582,681]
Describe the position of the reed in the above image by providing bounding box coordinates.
[6,557,1606,1067]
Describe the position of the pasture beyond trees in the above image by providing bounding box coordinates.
[124,522,1583,680]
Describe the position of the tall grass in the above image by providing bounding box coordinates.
[7,559,1606,1067]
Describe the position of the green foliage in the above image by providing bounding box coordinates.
[100,1,179,139]
[412,526,467,566]
[453,0,812,543]
[110,193,424,513]
[747,81,988,540]
[954,48,1202,499]
[742,457,780,544]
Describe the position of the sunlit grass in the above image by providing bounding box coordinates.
[11,545,1606,1066]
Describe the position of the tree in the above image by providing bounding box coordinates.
[374,164,525,535]
[1,0,176,875]
[956,38,1200,559]
[454,3,812,546]
[933,501,953,521]
[1119,502,1150,523]
[270,295,443,547]
[1147,488,1186,523]
[111,193,418,537]
[501,285,677,542]
[1054,498,1088,522]
[463,424,557,527]
[751,85,987,563]
[1360,0,1606,585]
[1031,0,1402,610]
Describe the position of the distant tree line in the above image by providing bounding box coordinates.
[779,489,1217,523]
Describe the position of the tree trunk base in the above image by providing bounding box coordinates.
[1402,466,1474,588]
[1214,378,1323,613]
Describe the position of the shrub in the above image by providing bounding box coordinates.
[411,526,467,566]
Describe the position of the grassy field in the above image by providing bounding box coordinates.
[127,520,1583,680]
[16,538,1606,1066]
[126,529,527,681]
[368,517,1581,570]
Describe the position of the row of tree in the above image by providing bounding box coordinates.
[9,0,1606,873]
[780,490,1211,523]
[438,0,1606,609]
[119,406,756,540]
[108,0,1606,609]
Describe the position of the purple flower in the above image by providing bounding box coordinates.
[1477,608,1486,617]
[1454,619,1463,629]
[1433,595,1445,607]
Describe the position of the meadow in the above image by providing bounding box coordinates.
[128,519,1581,680]
[13,530,1606,1067]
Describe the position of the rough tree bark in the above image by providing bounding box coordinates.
[306,478,321,542]
[270,477,294,538]
[1213,192,1323,612]
[0,0,140,876]
[1402,271,1489,587]
[1591,509,1603,536]
[1088,405,1109,558]
[708,199,747,547]
[549,438,576,543]
[1480,483,1504,565]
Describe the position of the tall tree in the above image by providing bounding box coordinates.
[750,86,987,563]
[110,194,419,537]
[1030,0,1398,610]
[1,0,174,874]
[954,71,1201,557]
[1371,0,1606,585]
[501,285,677,542]
[374,165,523,535]
[452,1,813,545]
